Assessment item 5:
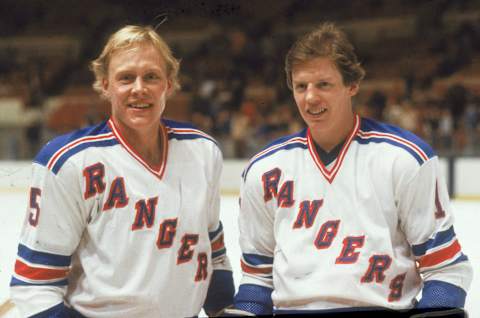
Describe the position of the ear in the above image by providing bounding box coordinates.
[166,79,174,98]
[349,82,359,97]
[101,78,110,99]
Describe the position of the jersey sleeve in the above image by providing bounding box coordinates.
[238,168,275,288]
[397,157,473,299]
[10,161,87,317]
[232,166,275,315]
[206,145,231,271]
[203,145,234,315]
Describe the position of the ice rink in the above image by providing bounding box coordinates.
[1,191,478,317]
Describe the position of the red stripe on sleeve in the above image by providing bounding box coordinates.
[211,234,225,251]
[15,259,69,281]
[418,240,462,268]
[240,260,272,275]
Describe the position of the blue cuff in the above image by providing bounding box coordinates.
[234,284,273,315]
[417,280,466,308]
[30,303,86,318]
[203,270,235,315]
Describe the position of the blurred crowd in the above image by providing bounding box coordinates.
[1,0,480,159]
[175,10,480,158]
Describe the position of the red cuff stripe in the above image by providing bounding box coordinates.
[240,260,272,275]
[211,234,225,251]
[15,259,69,280]
[418,240,462,268]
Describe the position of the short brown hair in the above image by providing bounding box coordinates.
[285,22,365,89]
[90,25,180,97]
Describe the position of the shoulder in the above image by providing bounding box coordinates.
[355,117,436,165]
[163,119,218,147]
[242,129,308,180]
[34,121,117,174]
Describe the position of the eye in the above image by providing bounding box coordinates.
[294,83,306,92]
[317,81,331,89]
[118,74,134,83]
[144,72,161,81]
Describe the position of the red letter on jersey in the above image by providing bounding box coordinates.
[83,162,106,199]
[388,273,406,302]
[335,236,365,264]
[131,197,158,231]
[28,187,41,227]
[314,220,340,249]
[361,254,392,283]
[195,252,208,281]
[177,234,199,264]
[262,168,281,202]
[293,199,323,229]
[277,181,295,208]
[103,177,129,211]
[156,218,178,249]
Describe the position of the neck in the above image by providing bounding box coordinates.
[310,113,356,152]
[114,119,164,167]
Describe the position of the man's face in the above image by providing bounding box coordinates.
[102,43,172,134]
[292,57,358,148]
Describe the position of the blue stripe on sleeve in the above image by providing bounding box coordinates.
[412,226,456,257]
[243,253,274,265]
[18,244,71,267]
[212,248,227,259]
[10,276,68,287]
[209,222,223,240]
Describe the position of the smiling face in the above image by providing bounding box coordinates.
[102,43,172,136]
[292,57,359,150]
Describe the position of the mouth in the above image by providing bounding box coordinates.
[128,103,152,109]
[306,107,327,116]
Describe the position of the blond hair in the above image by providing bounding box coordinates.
[90,25,180,96]
[285,22,365,89]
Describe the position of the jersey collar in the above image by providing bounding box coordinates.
[307,114,360,184]
[108,118,168,180]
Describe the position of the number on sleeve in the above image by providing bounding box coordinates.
[28,187,42,226]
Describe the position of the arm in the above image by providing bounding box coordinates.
[398,157,473,308]
[203,146,235,316]
[10,162,86,317]
[231,167,275,315]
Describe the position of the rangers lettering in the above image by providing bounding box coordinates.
[388,273,406,302]
[83,162,106,199]
[195,252,208,281]
[335,236,365,264]
[262,168,281,202]
[314,220,340,249]
[277,181,295,207]
[103,177,129,211]
[28,187,42,227]
[177,234,199,264]
[293,200,323,229]
[131,197,158,231]
[361,254,392,283]
[156,218,178,249]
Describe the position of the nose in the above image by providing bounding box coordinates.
[132,77,146,94]
[305,84,319,104]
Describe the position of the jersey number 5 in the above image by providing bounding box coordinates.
[28,187,42,226]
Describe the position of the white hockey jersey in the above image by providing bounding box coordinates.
[10,118,231,318]
[238,115,472,311]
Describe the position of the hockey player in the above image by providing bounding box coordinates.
[230,22,472,316]
[10,25,234,317]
